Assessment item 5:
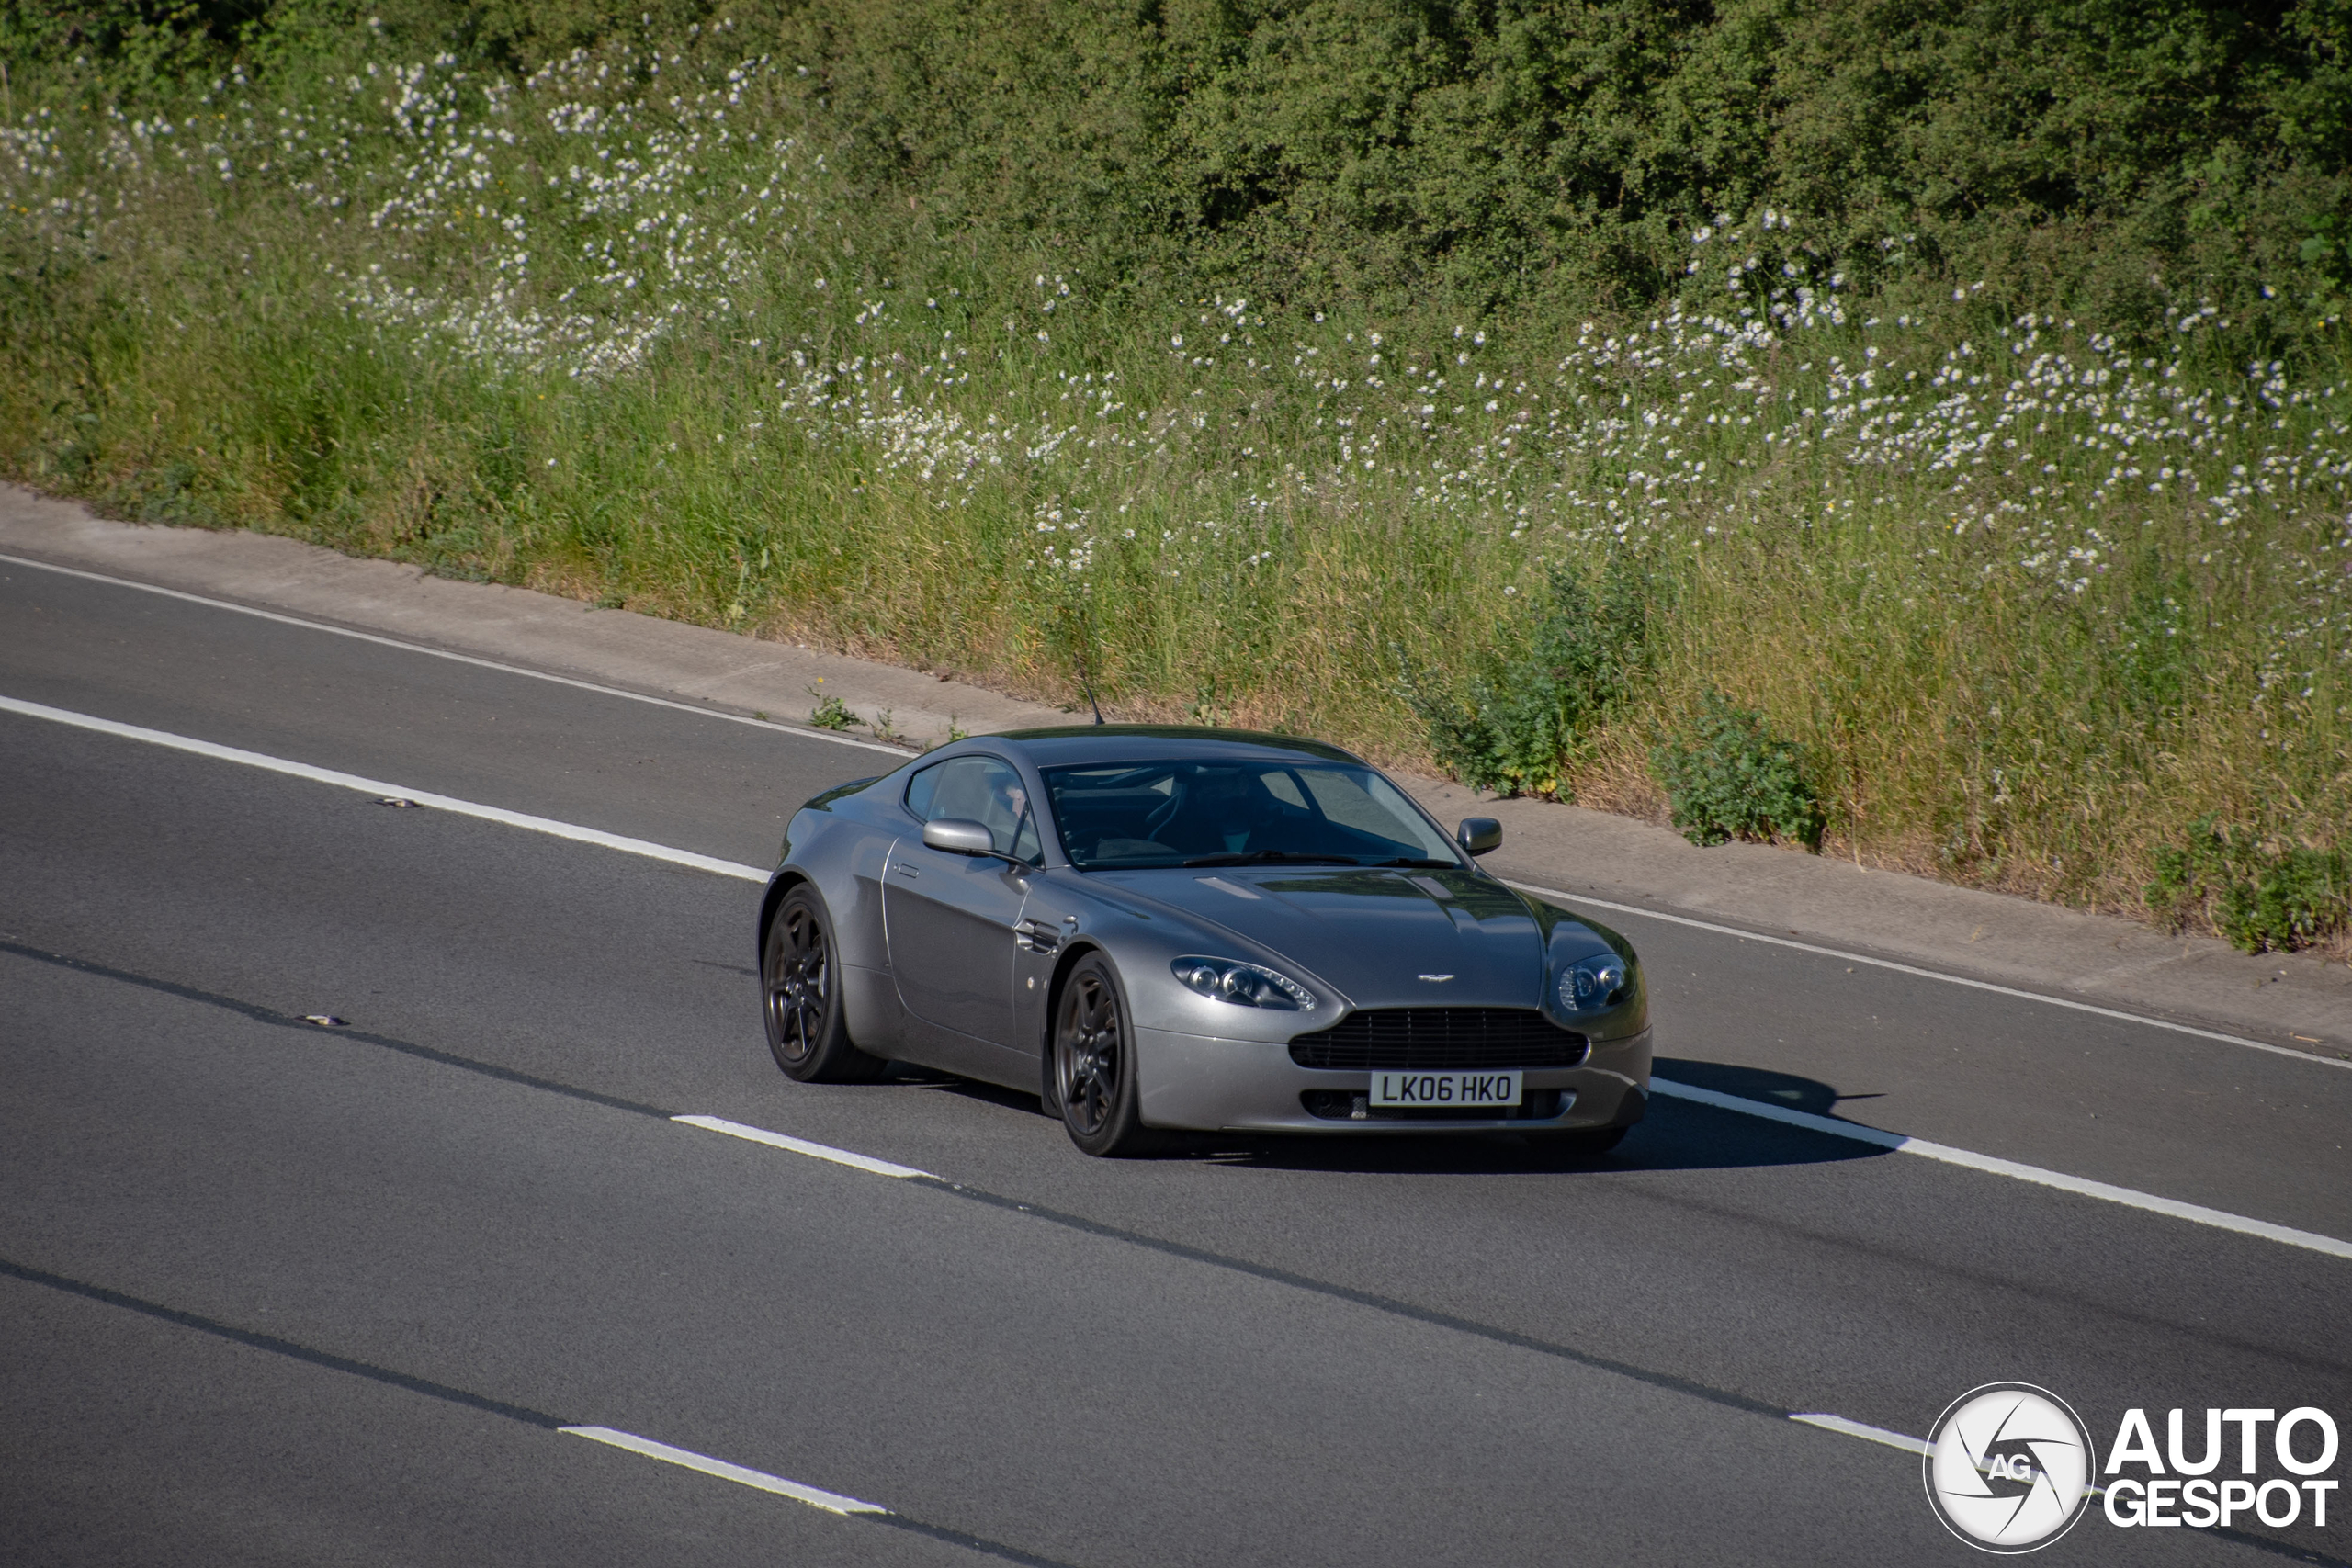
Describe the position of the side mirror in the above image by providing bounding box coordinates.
[1457,817,1502,856]
[922,818,997,856]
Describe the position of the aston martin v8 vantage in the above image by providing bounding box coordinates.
[757,727,1652,1156]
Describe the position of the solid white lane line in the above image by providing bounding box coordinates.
[1650,1077,2352,1261]
[559,1427,888,1515]
[15,544,2331,1066]
[1510,878,2348,1072]
[20,689,2341,1259]
[0,694,769,884]
[0,552,915,758]
[672,1114,934,1179]
[20,535,2324,1065]
[1789,1413,1930,1456]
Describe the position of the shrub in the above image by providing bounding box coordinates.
[1652,692,1827,851]
[1403,554,1655,799]
[2146,820,2350,954]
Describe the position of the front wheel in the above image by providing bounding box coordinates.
[1052,953,1158,1156]
[763,886,888,1084]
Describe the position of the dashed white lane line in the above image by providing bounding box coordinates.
[1790,1415,2124,1506]
[1508,878,2349,1072]
[1789,1413,1930,1456]
[1,552,915,758]
[680,1091,2352,1265]
[10,693,2346,1262]
[0,694,768,884]
[1650,1078,2352,1262]
[560,1426,889,1515]
[673,1114,934,1179]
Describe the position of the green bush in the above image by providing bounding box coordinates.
[1652,692,1827,851]
[1403,554,1655,799]
[772,0,2352,345]
[2146,821,2350,953]
[40,0,2349,345]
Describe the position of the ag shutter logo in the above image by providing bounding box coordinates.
[1923,1383,2095,1552]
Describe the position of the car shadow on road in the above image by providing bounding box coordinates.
[1621,1055,1899,1171]
[878,1056,1899,1177]
[886,1064,1053,1115]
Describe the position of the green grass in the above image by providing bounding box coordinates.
[1,12,2346,946]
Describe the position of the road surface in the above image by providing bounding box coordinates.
[4,560,2346,1565]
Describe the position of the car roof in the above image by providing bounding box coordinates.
[991,725,1363,767]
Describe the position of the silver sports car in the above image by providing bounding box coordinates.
[758,727,1651,1156]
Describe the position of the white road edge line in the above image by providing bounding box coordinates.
[673,1114,934,1179]
[1788,1413,1930,1456]
[14,543,2327,1065]
[559,1426,889,1515]
[0,551,915,759]
[1650,1077,2352,1261]
[15,692,2345,1261]
[0,694,769,884]
[1509,879,2349,1072]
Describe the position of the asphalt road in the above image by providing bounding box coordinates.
[4,561,2348,1566]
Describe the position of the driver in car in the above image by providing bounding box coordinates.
[987,772,1031,853]
[1170,769,1273,855]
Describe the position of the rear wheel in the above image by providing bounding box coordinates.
[1053,953,1157,1156]
[763,886,888,1084]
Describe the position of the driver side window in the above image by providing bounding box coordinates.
[905,756,1043,863]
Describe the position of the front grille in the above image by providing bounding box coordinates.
[1287,1008,1589,1071]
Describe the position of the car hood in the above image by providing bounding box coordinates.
[1096,865,1547,1009]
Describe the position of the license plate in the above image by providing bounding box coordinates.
[1369,1070,1522,1109]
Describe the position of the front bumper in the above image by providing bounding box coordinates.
[1134,1024,1653,1134]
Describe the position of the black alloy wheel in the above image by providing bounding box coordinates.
[1052,953,1155,1156]
[763,886,887,1084]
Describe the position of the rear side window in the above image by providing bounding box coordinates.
[905,756,1043,863]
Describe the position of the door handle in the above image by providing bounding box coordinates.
[895,863,920,878]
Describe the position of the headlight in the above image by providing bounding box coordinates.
[1171,956,1317,1010]
[1558,953,1630,1014]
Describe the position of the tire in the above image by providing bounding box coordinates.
[763,886,888,1084]
[1051,953,1158,1156]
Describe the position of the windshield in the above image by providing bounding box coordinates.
[1042,758,1462,870]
